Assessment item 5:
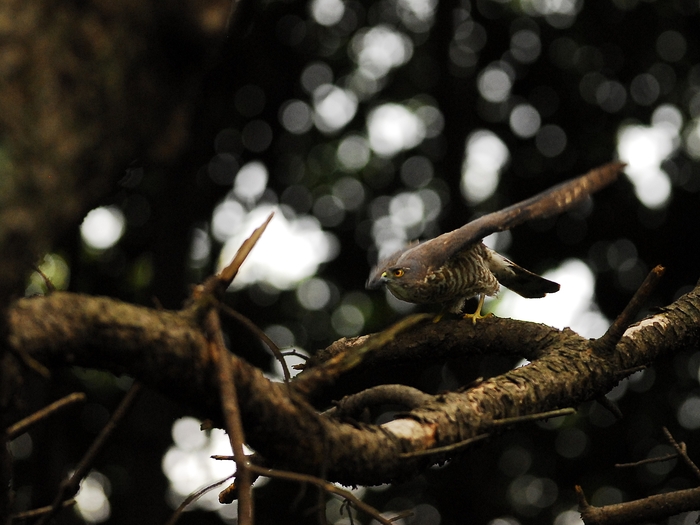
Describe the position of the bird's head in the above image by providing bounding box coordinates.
[366,265,409,289]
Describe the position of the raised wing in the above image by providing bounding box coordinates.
[411,162,625,268]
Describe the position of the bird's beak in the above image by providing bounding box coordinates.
[365,270,389,290]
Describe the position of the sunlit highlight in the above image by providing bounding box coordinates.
[460,130,509,204]
[218,206,339,290]
[351,25,413,80]
[617,104,681,209]
[75,471,111,523]
[313,84,358,133]
[367,103,426,157]
[497,259,609,338]
[80,206,126,250]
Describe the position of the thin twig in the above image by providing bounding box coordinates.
[34,382,142,525]
[489,407,576,427]
[164,474,235,525]
[7,345,51,379]
[31,264,56,293]
[663,426,700,481]
[596,396,624,421]
[218,212,274,286]
[293,314,432,397]
[209,312,254,525]
[615,453,680,468]
[9,499,75,520]
[400,433,490,458]
[594,265,665,354]
[221,304,291,384]
[246,464,396,525]
[7,392,87,439]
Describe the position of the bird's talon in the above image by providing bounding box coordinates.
[462,311,493,325]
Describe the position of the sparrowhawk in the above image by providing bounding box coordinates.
[366,162,624,321]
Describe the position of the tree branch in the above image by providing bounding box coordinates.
[6,279,700,486]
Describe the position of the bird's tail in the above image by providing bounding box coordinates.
[485,248,560,298]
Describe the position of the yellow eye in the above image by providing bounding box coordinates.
[392,268,405,278]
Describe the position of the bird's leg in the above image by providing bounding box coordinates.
[462,294,493,325]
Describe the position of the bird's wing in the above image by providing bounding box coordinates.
[415,161,625,268]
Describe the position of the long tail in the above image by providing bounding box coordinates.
[485,247,560,298]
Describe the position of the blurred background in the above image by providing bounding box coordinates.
[10,0,700,523]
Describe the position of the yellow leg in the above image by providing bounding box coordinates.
[462,294,492,325]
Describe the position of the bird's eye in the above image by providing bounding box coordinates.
[392,268,405,278]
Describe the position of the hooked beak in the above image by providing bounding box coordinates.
[365,270,389,290]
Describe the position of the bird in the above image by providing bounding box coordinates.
[366,162,625,322]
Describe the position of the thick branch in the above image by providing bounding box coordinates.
[6,283,700,485]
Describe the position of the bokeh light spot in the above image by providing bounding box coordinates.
[656,30,686,62]
[367,104,426,157]
[310,0,345,26]
[218,206,339,290]
[337,134,371,171]
[678,396,700,429]
[233,161,268,203]
[351,25,413,80]
[535,124,567,157]
[510,29,541,64]
[498,259,609,338]
[313,84,358,133]
[297,277,332,310]
[80,207,126,250]
[75,472,111,523]
[477,63,513,103]
[460,130,509,204]
[280,100,314,134]
[509,104,541,138]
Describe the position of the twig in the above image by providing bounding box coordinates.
[663,426,700,481]
[34,382,142,525]
[7,345,51,379]
[246,464,396,525]
[615,452,680,468]
[489,407,576,427]
[9,499,76,520]
[400,434,490,458]
[7,392,87,439]
[293,314,432,397]
[209,313,254,525]
[31,264,56,293]
[595,396,624,421]
[164,474,235,525]
[577,484,700,525]
[221,304,291,384]
[594,265,665,354]
[218,212,274,287]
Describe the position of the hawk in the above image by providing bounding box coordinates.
[366,162,624,322]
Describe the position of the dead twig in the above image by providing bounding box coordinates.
[577,484,700,525]
[663,426,700,481]
[400,434,490,458]
[9,499,76,520]
[246,463,398,525]
[594,265,665,354]
[164,474,235,525]
[34,382,142,525]
[197,214,276,525]
[221,303,291,384]
[7,392,86,439]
